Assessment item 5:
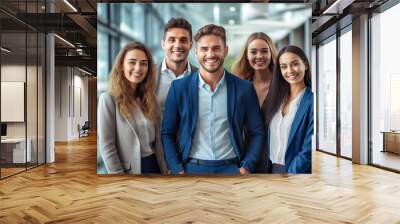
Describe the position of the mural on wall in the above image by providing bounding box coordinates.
[97,2,314,175]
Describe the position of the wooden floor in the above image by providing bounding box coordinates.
[1,163,45,178]
[372,150,400,171]
[1,135,400,223]
[0,167,26,177]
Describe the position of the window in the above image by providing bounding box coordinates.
[339,28,352,158]
[317,37,337,155]
[120,5,135,36]
[97,28,109,95]
[371,2,400,171]
[98,4,108,23]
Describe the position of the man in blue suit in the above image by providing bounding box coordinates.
[161,24,265,175]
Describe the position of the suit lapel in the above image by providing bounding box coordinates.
[124,109,139,140]
[155,63,163,92]
[190,64,198,74]
[225,72,236,125]
[190,72,199,133]
[287,87,311,148]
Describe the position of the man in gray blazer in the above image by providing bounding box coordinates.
[156,17,197,113]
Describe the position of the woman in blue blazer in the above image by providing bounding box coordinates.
[262,45,313,174]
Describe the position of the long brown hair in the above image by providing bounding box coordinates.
[231,32,277,80]
[108,42,159,123]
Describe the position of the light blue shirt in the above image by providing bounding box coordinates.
[156,59,192,113]
[189,71,236,160]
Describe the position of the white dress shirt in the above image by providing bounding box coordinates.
[269,88,306,165]
[155,59,192,113]
[189,71,236,160]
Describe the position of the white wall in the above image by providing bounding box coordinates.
[1,63,46,164]
[1,65,27,140]
[54,67,68,141]
[1,65,41,137]
[54,67,89,141]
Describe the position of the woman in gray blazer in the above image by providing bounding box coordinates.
[98,42,168,174]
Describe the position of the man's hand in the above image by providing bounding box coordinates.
[239,167,249,175]
[178,170,185,175]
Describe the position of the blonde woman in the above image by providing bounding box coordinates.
[232,32,277,107]
[98,42,168,174]
[232,32,277,173]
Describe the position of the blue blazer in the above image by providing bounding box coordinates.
[161,70,265,174]
[267,87,314,174]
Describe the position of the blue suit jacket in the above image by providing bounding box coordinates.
[161,70,265,174]
[267,87,314,174]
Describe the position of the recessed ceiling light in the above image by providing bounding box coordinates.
[1,47,11,53]
[322,0,353,15]
[78,67,93,76]
[63,0,78,12]
[54,34,75,48]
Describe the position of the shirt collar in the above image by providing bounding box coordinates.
[198,70,226,90]
[161,58,191,75]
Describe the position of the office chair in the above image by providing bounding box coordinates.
[79,121,90,138]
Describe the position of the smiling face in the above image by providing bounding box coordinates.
[122,49,149,86]
[279,52,307,86]
[195,35,228,75]
[162,28,192,65]
[246,38,272,72]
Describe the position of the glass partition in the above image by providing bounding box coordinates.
[0,1,46,179]
[1,30,28,177]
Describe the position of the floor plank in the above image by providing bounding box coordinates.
[1,134,400,223]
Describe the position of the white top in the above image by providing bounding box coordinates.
[155,59,192,113]
[132,107,155,158]
[269,88,306,165]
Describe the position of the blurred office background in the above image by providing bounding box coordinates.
[97,3,312,95]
